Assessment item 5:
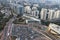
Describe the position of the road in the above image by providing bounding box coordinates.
[29,23,58,40]
[0,17,16,40]
[32,25,57,40]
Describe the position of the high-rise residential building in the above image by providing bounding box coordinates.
[23,4,40,24]
[40,8,60,21]
[32,6,39,18]
[54,10,60,19]
[40,8,48,20]
[16,5,24,16]
[48,9,55,20]
[24,5,31,14]
[10,3,24,16]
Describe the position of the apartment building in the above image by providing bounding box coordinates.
[40,8,48,20]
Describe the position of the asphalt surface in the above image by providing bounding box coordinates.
[1,17,16,40]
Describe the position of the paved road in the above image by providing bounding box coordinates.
[1,17,16,40]
[29,23,58,40]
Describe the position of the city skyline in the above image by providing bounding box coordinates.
[0,0,60,40]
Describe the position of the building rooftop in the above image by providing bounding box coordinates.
[49,23,60,34]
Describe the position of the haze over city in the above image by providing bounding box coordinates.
[0,0,60,40]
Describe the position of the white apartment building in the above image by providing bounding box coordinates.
[48,9,55,20]
[10,3,24,16]
[54,10,60,19]
[32,6,39,18]
[24,5,31,14]
[40,8,48,20]
[40,8,60,21]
